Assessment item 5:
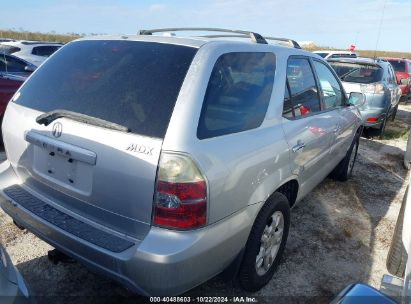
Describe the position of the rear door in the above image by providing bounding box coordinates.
[282,56,338,198]
[311,59,356,163]
[3,40,197,239]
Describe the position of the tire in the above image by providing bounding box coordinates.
[331,134,359,182]
[379,117,387,140]
[391,104,398,122]
[238,192,290,292]
[386,187,408,277]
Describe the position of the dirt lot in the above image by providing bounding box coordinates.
[1,104,411,303]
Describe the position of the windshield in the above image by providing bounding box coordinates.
[329,62,383,84]
[388,60,406,73]
[13,40,197,138]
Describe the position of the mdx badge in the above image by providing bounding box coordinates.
[126,143,154,155]
[52,122,63,138]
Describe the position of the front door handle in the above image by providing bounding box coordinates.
[292,142,306,153]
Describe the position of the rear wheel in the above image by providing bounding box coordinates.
[391,104,398,122]
[238,192,290,292]
[331,135,359,181]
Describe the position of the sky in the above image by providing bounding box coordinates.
[1,0,410,52]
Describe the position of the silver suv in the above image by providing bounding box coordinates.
[0,28,363,296]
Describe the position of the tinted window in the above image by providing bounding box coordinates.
[313,60,344,109]
[0,55,26,72]
[197,52,275,139]
[388,60,406,72]
[31,45,61,57]
[329,62,383,84]
[286,57,321,117]
[0,45,21,55]
[330,53,357,58]
[388,66,396,84]
[14,40,197,138]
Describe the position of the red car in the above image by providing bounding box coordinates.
[386,58,411,101]
[0,73,25,121]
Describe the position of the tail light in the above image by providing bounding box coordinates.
[153,152,207,230]
[361,84,384,94]
[367,117,378,123]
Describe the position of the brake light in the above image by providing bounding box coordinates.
[367,117,378,122]
[153,153,207,230]
[361,84,384,94]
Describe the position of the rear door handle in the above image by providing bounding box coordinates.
[333,125,341,133]
[292,142,306,153]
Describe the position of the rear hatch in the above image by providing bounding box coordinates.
[328,60,385,108]
[2,39,197,239]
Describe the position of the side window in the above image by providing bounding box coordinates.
[312,60,344,109]
[286,57,321,118]
[0,57,6,72]
[4,56,26,72]
[388,67,396,84]
[32,46,60,57]
[197,52,275,139]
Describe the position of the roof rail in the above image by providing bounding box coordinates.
[138,27,268,44]
[265,36,301,49]
[138,27,301,48]
[199,34,301,49]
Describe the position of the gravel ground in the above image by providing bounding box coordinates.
[1,104,411,303]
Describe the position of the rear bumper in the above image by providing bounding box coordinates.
[0,162,254,296]
[359,107,387,129]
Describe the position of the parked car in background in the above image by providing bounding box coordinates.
[0,40,62,66]
[0,73,25,124]
[313,50,358,59]
[0,243,30,303]
[0,54,36,77]
[385,58,411,102]
[328,57,401,139]
[0,28,363,296]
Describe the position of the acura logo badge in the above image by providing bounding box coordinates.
[52,122,63,138]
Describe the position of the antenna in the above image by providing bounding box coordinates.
[373,0,388,59]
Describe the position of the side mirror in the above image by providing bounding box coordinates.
[400,78,409,86]
[348,92,366,107]
[24,65,35,73]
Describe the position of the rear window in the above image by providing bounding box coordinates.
[329,62,383,84]
[13,40,197,138]
[197,52,275,139]
[388,60,406,73]
[31,45,61,57]
[0,45,21,55]
[329,53,357,58]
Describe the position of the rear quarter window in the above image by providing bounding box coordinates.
[13,40,197,138]
[197,52,275,139]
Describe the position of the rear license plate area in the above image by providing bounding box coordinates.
[31,145,93,196]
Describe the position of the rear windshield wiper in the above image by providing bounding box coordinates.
[36,109,131,133]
